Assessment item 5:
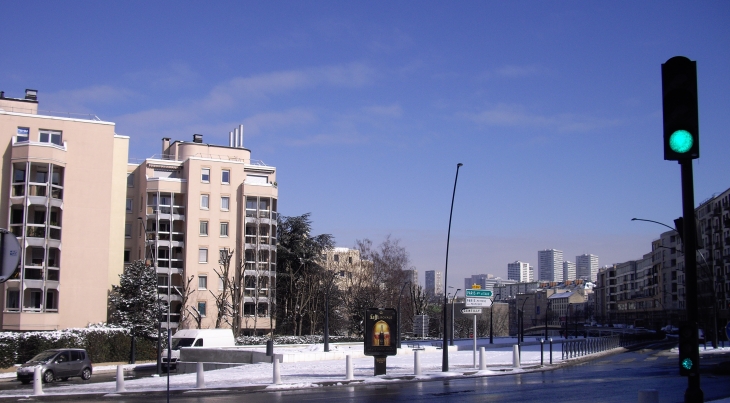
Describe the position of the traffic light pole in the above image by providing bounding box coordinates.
[680,159,703,403]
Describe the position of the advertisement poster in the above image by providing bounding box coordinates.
[364,308,398,356]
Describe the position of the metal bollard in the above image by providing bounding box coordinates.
[196,362,205,388]
[637,389,659,403]
[272,356,282,385]
[512,344,520,368]
[346,354,353,380]
[414,350,421,375]
[33,366,43,395]
[540,339,544,365]
[479,347,485,370]
[549,338,553,364]
[116,365,126,393]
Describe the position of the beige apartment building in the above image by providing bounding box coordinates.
[0,90,129,330]
[125,132,278,335]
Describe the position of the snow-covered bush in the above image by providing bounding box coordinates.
[235,335,363,345]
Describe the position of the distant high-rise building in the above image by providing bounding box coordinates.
[538,249,564,282]
[406,269,418,286]
[563,261,576,281]
[425,270,443,296]
[576,254,599,282]
[507,261,533,282]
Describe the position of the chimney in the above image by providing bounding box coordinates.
[25,89,38,101]
[0,91,4,99]
[162,137,170,153]
[193,134,203,143]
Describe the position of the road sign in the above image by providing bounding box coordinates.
[461,308,482,314]
[465,297,493,307]
[465,289,492,298]
[0,230,20,283]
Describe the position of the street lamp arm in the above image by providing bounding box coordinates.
[631,218,677,233]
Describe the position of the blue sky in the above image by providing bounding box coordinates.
[2,1,729,288]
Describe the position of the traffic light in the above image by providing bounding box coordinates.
[678,322,699,376]
[662,56,699,160]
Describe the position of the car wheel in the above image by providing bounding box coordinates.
[42,370,55,383]
[81,367,91,380]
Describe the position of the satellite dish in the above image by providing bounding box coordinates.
[0,229,21,283]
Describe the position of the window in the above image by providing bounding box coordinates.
[124,250,131,263]
[222,169,230,184]
[201,168,210,182]
[221,196,230,211]
[126,198,132,213]
[200,221,208,236]
[39,130,62,146]
[220,222,229,237]
[199,248,208,263]
[200,194,209,209]
[13,167,25,183]
[197,301,207,317]
[127,173,134,188]
[218,277,225,291]
[16,127,29,143]
[198,275,208,290]
[124,223,132,238]
[6,290,19,310]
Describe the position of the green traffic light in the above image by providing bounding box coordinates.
[669,130,693,153]
[681,357,693,370]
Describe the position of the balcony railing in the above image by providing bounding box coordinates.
[11,185,24,197]
[28,184,47,197]
[26,226,45,238]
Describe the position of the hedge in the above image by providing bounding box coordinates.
[0,326,159,368]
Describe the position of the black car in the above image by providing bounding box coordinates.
[16,349,92,384]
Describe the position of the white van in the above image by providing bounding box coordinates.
[162,329,236,368]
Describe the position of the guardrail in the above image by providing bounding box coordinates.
[561,332,664,360]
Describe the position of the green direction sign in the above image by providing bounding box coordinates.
[465,289,492,298]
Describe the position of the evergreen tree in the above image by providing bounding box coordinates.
[109,260,165,336]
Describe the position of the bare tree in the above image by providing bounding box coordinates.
[212,249,235,329]
[174,274,195,329]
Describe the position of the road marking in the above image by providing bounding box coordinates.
[619,358,636,363]
[645,357,658,361]
[596,361,611,365]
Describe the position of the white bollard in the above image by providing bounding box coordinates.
[637,390,659,403]
[272,356,282,385]
[513,345,521,368]
[115,365,126,392]
[345,354,353,380]
[414,350,421,375]
[479,347,486,370]
[196,362,205,388]
[33,366,43,395]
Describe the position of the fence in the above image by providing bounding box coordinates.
[561,332,664,360]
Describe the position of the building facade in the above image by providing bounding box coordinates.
[538,249,563,282]
[507,261,533,283]
[562,261,576,282]
[576,253,599,282]
[425,270,443,297]
[0,90,129,330]
[125,133,278,335]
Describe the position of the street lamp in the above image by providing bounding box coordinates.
[442,163,463,372]
[397,281,411,349]
[449,287,461,346]
[519,295,531,343]
[544,300,552,340]
[489,297,495,344]
[324,271,337,352]
[138,217,163,375]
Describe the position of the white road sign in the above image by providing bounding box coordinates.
[465,297,493,307]
[461,308,482,314]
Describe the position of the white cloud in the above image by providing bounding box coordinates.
[42,85,135,113]
[463,103,620,132]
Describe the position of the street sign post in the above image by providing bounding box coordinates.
[464,289,493,368]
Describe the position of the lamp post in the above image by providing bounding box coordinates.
[397,281,411,349]
[519,295,531,343]
[544,300,552,340]
[442,162,463,372]
[138,217,162,375]
[489,297,495,344]
[449,288,461,346]
[324,271,337,352]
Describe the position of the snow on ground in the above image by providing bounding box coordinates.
[5,337,723,398]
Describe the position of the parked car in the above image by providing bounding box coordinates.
[16,349,92,384]
[161,329,235,369]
